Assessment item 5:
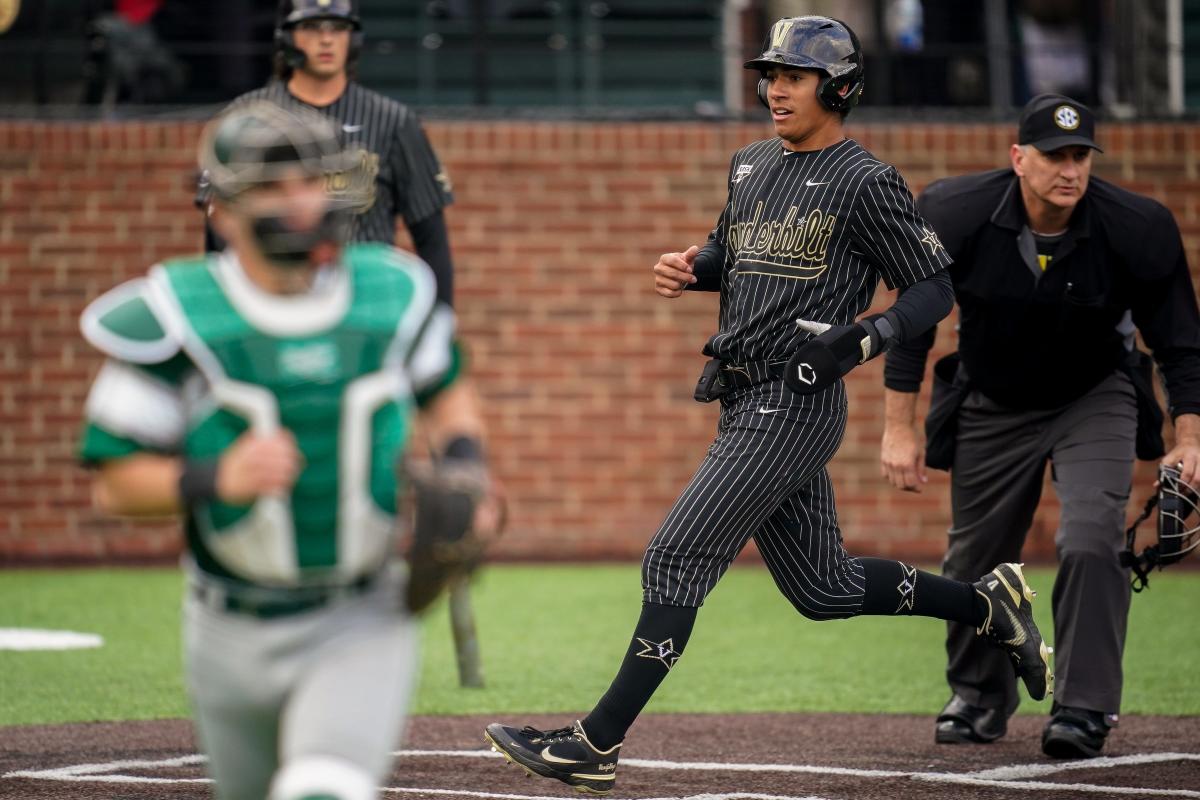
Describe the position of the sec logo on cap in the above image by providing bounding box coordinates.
[1054,105,1080,131]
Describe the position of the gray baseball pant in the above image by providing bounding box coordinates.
[183,570,419,800]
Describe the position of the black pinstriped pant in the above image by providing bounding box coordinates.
[642,377,869,618]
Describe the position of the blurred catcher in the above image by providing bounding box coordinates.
[79,100,500,800]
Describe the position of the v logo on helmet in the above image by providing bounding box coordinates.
[771,19,796,49]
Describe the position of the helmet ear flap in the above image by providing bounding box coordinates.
[757,77,769,109]
[816,73,864,112]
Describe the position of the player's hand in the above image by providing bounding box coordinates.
[881,423,927,493]
[653,245,700,298]
[216,430,303,504]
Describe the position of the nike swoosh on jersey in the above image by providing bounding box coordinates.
[756,407,787,414]
[805,180,829,186]
[540,747,584,765]
[343,124,363,133]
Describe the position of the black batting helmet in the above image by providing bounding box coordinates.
[275,0,364,73]
[745,16,864,114]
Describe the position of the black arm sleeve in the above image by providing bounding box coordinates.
[686,238,725,293]
[1131,220,1200,418]
[408,210,455,308]
[881,270,954,392]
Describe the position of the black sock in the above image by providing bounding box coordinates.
[858,557,986,626]
[581,602,697,751]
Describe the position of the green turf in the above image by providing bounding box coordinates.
[1,565,1197,726]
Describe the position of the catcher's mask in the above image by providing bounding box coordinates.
[275,0,363,72]
[1120,463,1199,591]
[745,16,865,115]
[199,101,371,267]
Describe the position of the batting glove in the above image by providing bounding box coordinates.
[785,314,897,394]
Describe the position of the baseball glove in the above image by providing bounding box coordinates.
[1119,463,1199,591]
[401,458,490,614]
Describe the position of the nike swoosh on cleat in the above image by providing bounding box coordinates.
[1001,604,1028,647]
[540,747,585,765]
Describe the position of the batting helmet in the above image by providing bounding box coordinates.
[745,16,865,114]
[199,101,369,264]
[275,0,364,72]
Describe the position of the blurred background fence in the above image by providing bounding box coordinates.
[0,0,1197,565]
[4,0,1200,118]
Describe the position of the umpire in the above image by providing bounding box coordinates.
[881,93,1200,758]
[197,0,457,306]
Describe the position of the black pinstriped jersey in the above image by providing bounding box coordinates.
[700,138,951,364]
[196,80,453,243]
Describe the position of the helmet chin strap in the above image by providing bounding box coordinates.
[250,205,353,268]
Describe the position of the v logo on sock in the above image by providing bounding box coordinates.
[634,637,681,670]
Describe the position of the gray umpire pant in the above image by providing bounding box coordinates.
[943,370,1136,717]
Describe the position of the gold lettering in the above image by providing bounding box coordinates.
[727,200,837,279]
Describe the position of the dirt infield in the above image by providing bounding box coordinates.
[2,713,1198,799]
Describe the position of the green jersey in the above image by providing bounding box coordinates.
[79,243,460,588]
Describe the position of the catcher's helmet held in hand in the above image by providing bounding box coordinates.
[275,0,364,71]
[746,16,864,114]
[1120,462,1199,591]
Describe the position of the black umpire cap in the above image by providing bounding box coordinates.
[1018,94,1102,153]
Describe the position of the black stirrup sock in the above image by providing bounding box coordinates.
[581,601,698,751]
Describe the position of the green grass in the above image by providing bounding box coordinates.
[1,565,1197,726]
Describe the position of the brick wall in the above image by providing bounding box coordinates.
[1,120,1195,564]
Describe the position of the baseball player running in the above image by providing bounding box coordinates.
[484,17,1051,794]
[197,0,458,306]
[80,101,498,800]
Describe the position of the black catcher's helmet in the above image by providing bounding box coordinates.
[275,0,364,72]
[745,16,864,114]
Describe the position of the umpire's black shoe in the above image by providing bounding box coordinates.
[935,694,1007,744]
[973,563,1054,701]
[485,720,620,794]
[1042,704,1114,759]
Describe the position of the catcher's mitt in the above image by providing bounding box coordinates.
[401,458,491,614]
[1120,463,1199,592]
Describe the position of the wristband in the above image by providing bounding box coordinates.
[442,435,484,463]
[178,459,219,506]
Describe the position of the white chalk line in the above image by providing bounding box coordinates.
[5,748,1200,798]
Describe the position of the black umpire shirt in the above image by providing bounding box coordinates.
[884,169,1200,418]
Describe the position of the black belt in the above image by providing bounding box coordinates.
[718,359,788,389]
[190,572,379,620]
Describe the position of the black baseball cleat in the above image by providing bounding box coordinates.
[1042,703,1114,759]
[973,563,1054,701]
[485,720,620,794]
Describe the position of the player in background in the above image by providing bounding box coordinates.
[81,101,498,800]
[197,0,457,307]
[482,17,1051,794]
[880,94,1200,758]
